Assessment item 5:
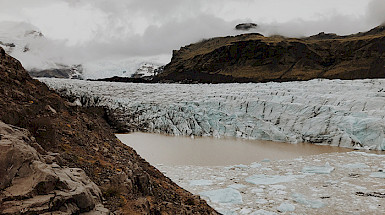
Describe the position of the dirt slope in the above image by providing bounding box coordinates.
[0,47,217,214]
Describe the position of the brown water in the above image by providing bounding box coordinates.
[116,133,352,166]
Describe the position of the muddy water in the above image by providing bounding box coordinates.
[117,133,352,166]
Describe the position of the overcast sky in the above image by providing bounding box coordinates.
[0,0,384,74]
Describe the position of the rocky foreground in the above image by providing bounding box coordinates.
[157,25,385,83]
[0,47,217,214]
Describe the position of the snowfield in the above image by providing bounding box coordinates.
[40,78,385,150]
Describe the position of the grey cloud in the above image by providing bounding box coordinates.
[1,0,384,77]
[367,0,385,25]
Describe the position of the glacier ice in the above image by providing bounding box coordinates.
[40,78,385,150]
[200,188,243,204]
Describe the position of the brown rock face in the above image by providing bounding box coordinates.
[0,121,109,214]
[0,47,218,214]
[158,26,385,83]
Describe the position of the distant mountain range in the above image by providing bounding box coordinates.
[0,21,85,79]
[156,25,385,83]
[0,21,169,80]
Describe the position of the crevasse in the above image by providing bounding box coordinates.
[40,78,385,150]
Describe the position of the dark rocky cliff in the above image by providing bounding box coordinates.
[0,47,217,214]
[158,26,385,83]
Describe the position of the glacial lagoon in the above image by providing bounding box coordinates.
[117,132,352,166]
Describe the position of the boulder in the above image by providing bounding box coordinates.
[0,121,109,214]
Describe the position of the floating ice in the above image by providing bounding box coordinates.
[228,184,247,189]
[251,209,278,215]
[341,163,369,169]
[255,199,268,204]
[234,164,249,169]
[245,174,305,185]
[240,208,254,214]
[250,162,262,168]
[292,193,325,209]
[277,202,296,212]
[200,188,243,204]
[369,172,385,178]
[348,151,385,157]
[216,209,237,215]
[270,184,286,190]
[302,163,334,174]
[250,188,264,193]
[189,179,213,186]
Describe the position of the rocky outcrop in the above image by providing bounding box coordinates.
[235,23,258,31]
[28,64,84,79]
[157,25,385,83]
[0,121,109,214]
[0,47,218,214]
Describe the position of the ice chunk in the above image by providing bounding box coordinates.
[302,163,334,174]
[240,208,254,214]
[292,193,325,209]
[234,164,249,169]
[250,162,262,168]
[245,174,304,185]
[217,209,237,215]
[200,188,243,204]
[370,172,385,178]
[277,202,295,212]
[349,152,385,157]
[270,184,286,190]
[228,184,247,189]
[251,209,278,215]
[189,179,213,186]
[225,164,249,170]
[251,188,264,193]
[255,199,268,204]
[341,163,369,169]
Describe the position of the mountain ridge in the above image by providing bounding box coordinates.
[156,25,385,83]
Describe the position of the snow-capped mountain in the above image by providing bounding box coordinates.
[131,63,164,78]
[0,21,84,79]
[0,21,171,80]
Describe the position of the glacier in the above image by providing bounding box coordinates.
[40,78,385,150]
